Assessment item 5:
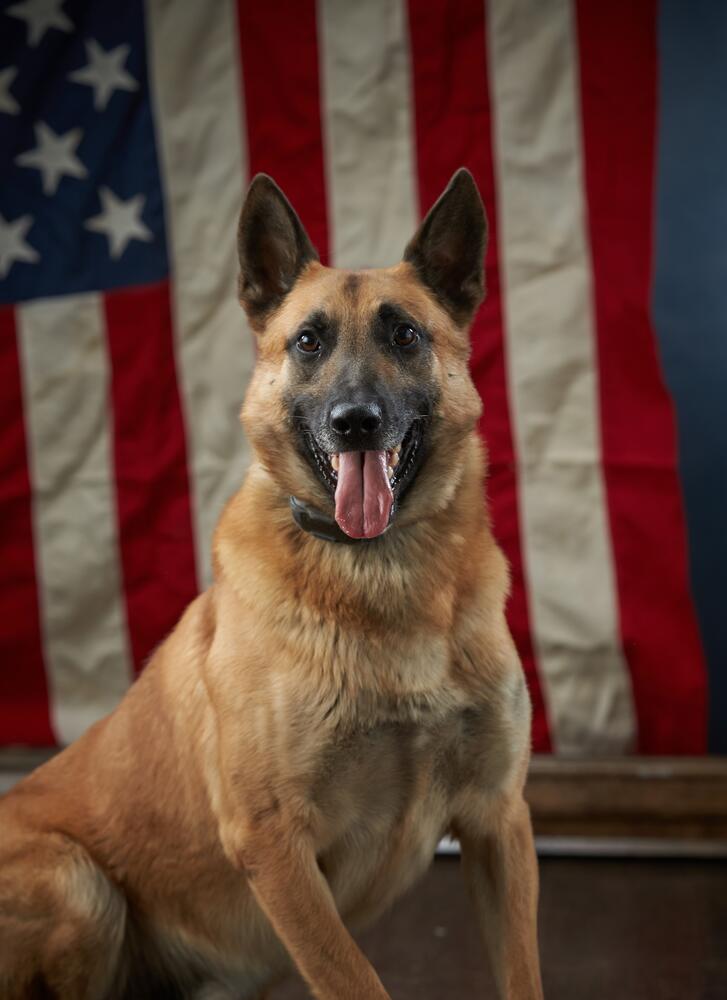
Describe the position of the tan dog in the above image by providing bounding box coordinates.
[0,170,543,1000]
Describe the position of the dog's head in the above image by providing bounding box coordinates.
[238,169,487,540]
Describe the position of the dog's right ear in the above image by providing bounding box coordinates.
[237,174,319,327]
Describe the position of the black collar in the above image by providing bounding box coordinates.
[289,495,370,545]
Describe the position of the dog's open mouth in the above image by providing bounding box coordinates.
[303,422,424,539]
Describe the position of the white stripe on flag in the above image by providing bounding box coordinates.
[487,0,636,753]
[145,0,253,587]
[17,295,133,744]
[318,0,419,268]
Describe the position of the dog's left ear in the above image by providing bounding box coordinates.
[237,174,319,327]
[403,168,488,327]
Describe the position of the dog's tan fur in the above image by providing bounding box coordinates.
[0,173,543,999]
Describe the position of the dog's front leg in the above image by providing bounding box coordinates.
[458,797,544,1000]
[223,818,391,1000]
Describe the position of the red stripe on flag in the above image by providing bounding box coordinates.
[576,0,708,752]
[236,0,329,264]
[105,282,198,675]
[407,0,551,751]
[0,306,54,745]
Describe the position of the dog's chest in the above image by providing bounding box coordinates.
[309,710,478,925]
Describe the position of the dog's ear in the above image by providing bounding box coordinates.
[237,174,319,326]
[403,168,488,326]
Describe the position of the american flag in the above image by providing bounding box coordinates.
[1,0,723,755]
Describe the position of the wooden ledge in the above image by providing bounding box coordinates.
[526,755,727,841]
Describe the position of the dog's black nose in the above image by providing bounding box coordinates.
[329,401,383,440]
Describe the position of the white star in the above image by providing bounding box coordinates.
[0,68,20,115]
[16,122,87,195]
[68,40,138,111]
[0,214,40,279]
[6,0,72,48]
[85,187,152,259]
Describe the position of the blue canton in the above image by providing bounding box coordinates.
[0,0,169,304]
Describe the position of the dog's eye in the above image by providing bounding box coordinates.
[392,323,419,348]
[296,331,322,354]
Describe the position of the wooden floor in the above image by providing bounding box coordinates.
[271,856,727,999]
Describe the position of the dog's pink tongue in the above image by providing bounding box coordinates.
[335,451,393,539]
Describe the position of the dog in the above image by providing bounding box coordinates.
[0,169,543,1000]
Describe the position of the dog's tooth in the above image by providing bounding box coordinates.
[331,454,339,471]
[390,451,399,467]
[387,465,394,479]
